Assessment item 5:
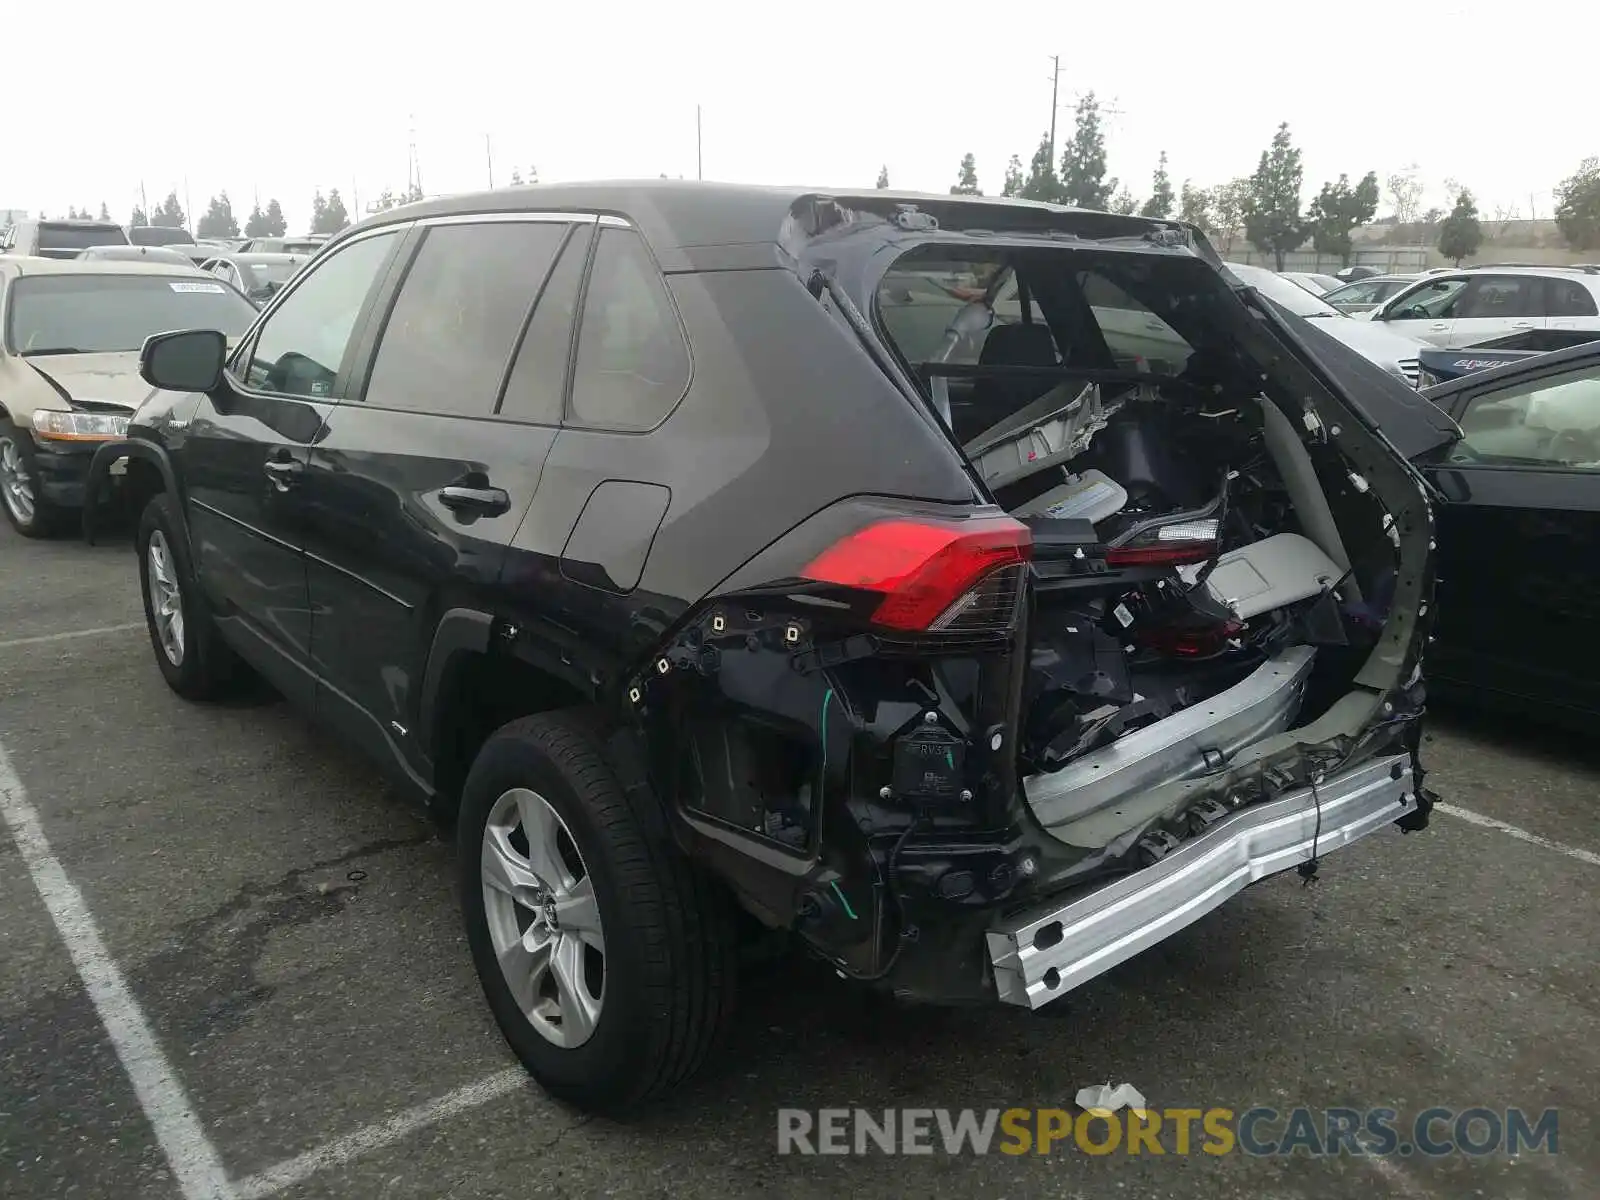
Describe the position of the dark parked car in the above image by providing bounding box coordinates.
[129,226,198,249]
[1,219,129,258]
[85,183,1443,1112]
[1415,327,1600,385]
[1419,340,1600,721]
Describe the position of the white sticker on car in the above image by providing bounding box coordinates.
[169,281,226,293]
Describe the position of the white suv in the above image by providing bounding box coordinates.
[1360,266,1600,348]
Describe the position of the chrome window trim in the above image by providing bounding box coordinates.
[416,211,601,228]
[223,222,413,400]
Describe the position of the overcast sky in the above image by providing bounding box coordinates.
[8,2,1590,233]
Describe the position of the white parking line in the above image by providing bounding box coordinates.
[230,1068,530,1199]
[1437,802,1600,868]
[0,622,144,651]
[0,741,233,1200]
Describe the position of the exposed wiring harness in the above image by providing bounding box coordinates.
[837,814,925,983]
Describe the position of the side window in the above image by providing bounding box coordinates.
[1079,270,1193,374]
[499,225,591,424]
[1547,278,1599,318]
[361,220,568,416]
[1456,275,1540,319]
[242,231,400,398]
[1389,277,1467,319]
[1334,281,1380,304]
[1458,365,1600,469]
[567,228,690,431]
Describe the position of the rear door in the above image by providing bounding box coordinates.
[1424,354,1600,715]
[1447,273,1546,347]
[1544,275,1600,334]
[297,214,580,772]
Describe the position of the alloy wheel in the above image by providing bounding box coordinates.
[0,437,35,525]
[481,787,606,1049]
[146,530,186,666]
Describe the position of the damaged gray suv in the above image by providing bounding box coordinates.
[98,184,1451,1113]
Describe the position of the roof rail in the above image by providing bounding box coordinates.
[1467,262,1600,273]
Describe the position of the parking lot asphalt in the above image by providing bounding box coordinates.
[1,517,1596,1200]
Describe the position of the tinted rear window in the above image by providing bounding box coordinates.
[39,223,128,251]
[6,275,258,355]
[128,226,195,247]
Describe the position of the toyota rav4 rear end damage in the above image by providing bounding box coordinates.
[630,194,1442,1010]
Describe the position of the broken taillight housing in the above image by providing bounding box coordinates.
[1135,616,1245,658]
[1105,518,1220,567]
[801,515,1032,633]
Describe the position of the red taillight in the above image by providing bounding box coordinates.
[1104,542,1217,567]
[801,515,1032,632]
[1135,618,1245,657]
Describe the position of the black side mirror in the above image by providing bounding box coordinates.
[141,329,227,392]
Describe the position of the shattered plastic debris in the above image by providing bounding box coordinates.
[1075,1082,1147,1115]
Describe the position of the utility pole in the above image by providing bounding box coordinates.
[696,105,703,180]
[1047,56,1062,167]
[183,177,192,235]
[486,134,494,188]
[138,180,148,225]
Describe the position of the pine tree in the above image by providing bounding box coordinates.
[263,199,287,236]
[197,192,240,239]
[154,191,186,229]
[950,153,981,196]
[1243,123,1306,270]
[875,165,890,189]
[320,189,351,233]
[1021,134,1061,202]
[1139,151,1175,219]
[1001,155,1025,198]
[1059,92,1111,209]
[130,205,148,227]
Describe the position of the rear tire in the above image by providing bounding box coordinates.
[459,711,735,1113]
[0,420,67,538]
[137,493,244,700]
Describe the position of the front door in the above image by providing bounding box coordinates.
[1425,354,1600,716]
[1374,275,1468,346]
[297,216,582,775]
[185,228,406,705]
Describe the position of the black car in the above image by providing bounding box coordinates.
[84,183,1443,1112]
[1415,328,1600,385]
[1419,340,1600,721]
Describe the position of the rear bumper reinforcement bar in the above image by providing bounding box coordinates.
[1023,645,1316,829]
[988,752,1414,1009]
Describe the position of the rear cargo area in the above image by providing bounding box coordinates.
[874,239,1423,857]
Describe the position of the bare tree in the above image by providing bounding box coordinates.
[1386,164,1424,225]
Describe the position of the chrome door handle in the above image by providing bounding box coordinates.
[263,458,302,491]
[438,485,510,516]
